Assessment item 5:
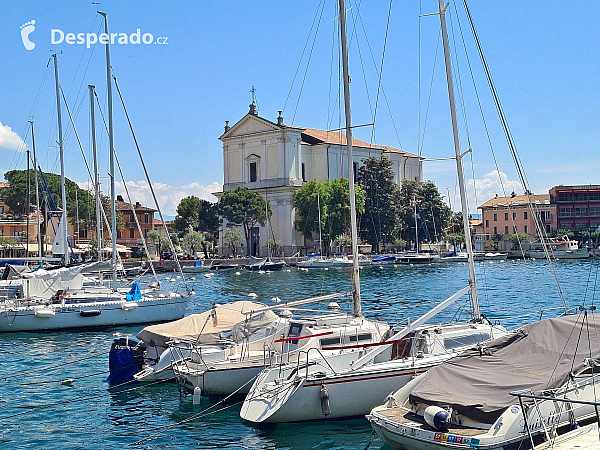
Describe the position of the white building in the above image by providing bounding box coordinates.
[215,103,423,256]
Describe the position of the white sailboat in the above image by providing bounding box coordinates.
[240,0,507,424]
[297,193,334,268]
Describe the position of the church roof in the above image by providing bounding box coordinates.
[300,128,420,158]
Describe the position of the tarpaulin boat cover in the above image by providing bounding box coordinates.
[136,301,277,349]
[409,314,600,424]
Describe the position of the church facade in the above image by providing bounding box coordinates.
[215,103,423,256]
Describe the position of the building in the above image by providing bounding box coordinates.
[115,200,156,249]
[549,185,600,232]
[478,193,556,249]
[216,103,424,256]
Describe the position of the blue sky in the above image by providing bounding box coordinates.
[1,1,599,215]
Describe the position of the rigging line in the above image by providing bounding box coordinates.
[59,85,120,263]
[327,0,338,131]
[92,90,159,283]
[354,6,402,150]
[291,0,327,125]
[112,76,190,293]
[367,0,393,150]
[418,0,422,156]
[545,313,583,390]
[126,374,259,445]
[461,0,568,311]
[418,29,442,156]
[347,0,373,120]
[283,0,325,113]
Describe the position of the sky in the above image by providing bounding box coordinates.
[1,1,599,216]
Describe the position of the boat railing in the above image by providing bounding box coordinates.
[289,347,338,380]
[510,389,600,448]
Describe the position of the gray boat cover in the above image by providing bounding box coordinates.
[136,301,277,349]
[409,314,600,424]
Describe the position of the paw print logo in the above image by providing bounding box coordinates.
[21,20,36,50]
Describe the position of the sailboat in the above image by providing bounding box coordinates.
[0,15,188,332]
[245,200,284,271]
[239,0,507,424]
[297,192,334,268]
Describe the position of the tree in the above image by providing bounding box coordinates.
[397,180,451,247]
[508,232,530,249]
[554,229,575,240]
[183,231,205,257]
[218,187,269,256]
[358,156,400,252]
[223,228,244,256]
[445,232,465,250]
[326,177,365,242]
[174,196,219,234]
[293,180,330,245]
[2,169,97,244]
[147,230,170,258]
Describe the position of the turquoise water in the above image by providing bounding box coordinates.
[0,259,599,449]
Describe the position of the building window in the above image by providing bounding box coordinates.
[485,219,489,228]
[144,228,148,238]
[546,224,551,233]
[353,162,358,181]
[589,192,599,201]
[590,207,600,216]
[129,228,135,239]
[524,225,528,234]
[493,213,497,221]
[117,231,122,239]
[493,226,498,235]
[129,214,135,223]
[249,162,257,182]
[79,229,88,239]
[574,193,586,201]
[301,163,306,182]
[513,225,518,233]
[524,211,528,220]
[575,208,587,217]
[559,208,572,217]
[512,212,517,220]
[558,193,571,201]
[505,226,509,235]
[144,213,149,224]
[504,213,509,221]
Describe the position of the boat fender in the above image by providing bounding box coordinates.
[34,307,56,318]
[121,302,139,311]
[193,387,202,405]
[320,385,331,417]
[424,405,451,432]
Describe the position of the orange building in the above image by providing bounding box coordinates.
[114,200,156,249]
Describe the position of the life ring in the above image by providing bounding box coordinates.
[160,259,165,266]
[61,291,71,300]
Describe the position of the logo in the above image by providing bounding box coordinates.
[20,20,36,50]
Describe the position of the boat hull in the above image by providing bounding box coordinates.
[0,297,188,332]
[178,363,264,396]
[528,249,589,259]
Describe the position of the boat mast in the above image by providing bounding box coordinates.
[89,85,102,262]
[98,12,117,288]
[338,0,361,316]
[30,121,42,260]
[413,196,419,252]
[52,53,69,266]
[265,200,270,258]
[26,146,30,259]
[317,191,323,256]
[437,0,480,321]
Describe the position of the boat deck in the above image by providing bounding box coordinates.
[535,423,599,449]
[378,407,486,437]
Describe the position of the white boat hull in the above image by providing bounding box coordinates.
[241,365,424,423]
[178,363,264,396]
[528,248,590,259]
[0,297,188,332]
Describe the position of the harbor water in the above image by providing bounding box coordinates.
[0,259,598,449]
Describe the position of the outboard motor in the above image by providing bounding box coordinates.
[424,405,451,432]
[107,337,146,385]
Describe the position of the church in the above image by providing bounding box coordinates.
[215,102,423,256]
